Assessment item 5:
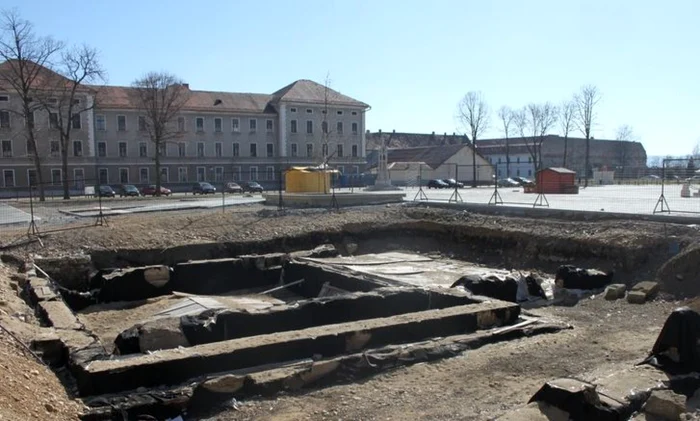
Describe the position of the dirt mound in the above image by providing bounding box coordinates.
[657,242,700,298]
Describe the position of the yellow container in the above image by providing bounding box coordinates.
[285,167,336,193]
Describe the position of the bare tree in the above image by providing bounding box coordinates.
[516,103,558,173]
[40,45,105,199]
[497,106,514,177]
[456,91,489,187]
[0,9,63,200]
[574,85,601,187]
[693,140,700,160]
[319,72,334,166]
[614,124,636,179]
[131,72,190,196]
[559,99,575,168]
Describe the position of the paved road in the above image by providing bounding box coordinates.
[0,203,34,225]
[62,196,265,217]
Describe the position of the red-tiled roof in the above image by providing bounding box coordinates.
[271,79,368,108]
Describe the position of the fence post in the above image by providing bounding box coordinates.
[27,183,39,237]
[278,169,284,211]
[95,183,107,226]
[222,186,225,213]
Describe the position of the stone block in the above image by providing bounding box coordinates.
[37,301,81,330]
[529,378,619,421]
[138,318,189,353]
[604,284,626,300]
[629,281,660,303]
[644,389,686,421]
[627,290,650,304]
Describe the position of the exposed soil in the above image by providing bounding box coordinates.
[657,242,700,298]
[0,205,698,420]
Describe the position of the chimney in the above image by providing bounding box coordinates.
[182,83,189,89]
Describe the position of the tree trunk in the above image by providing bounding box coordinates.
[562,135,568,168]
[471,141,477,188]
[154,140,161,196]
[28,132,46,201]
[61,144,70,200]
[505,137,510,177]
[584,137,590,187]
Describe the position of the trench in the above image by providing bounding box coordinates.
[20,220,677,420]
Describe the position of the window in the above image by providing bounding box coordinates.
[290,120,297,134]
[352,145,358,157]
[517,169,521,176]
[96,114,106,131]
[321,110,327,114]
[352,111,357,116]
[140,168,149,183]
[351,122,358,135]
[197,142,205,157]
[528,169,532,176]
[178,116,185,132]
[266,166,275,181]
[232,166,241,181]
[73,168,84,189]
[498,169,502,177]
[0,95,8,102]
[352,165,359,174]
[249,119,257,131]
[73,141,82,157]
[250,167,258,181]
[178,142,186,157]
[290,107,297,113]
[51,169,62,186]
[1,140,11,157]
[266,119,273,132]
[232,118,239,132]
[119,168,129,184]
[0,111,10,128]
[160,167,169,182]
[336,122,343,134]
[306,143,313,157]
[177,167,187,182]
[119,142,127,157]
[210,142,220,158]
[517,157,520,163]
[97,142,106,157]
[322,143,328,157]
[195,117,204,132]
[158,142,166,157]
[337,144,344,157]
[98,168,108,184]
[27,169,37,186]
[49,112,58,129]
[117,115,126,131]
[26,111,35,128]
[2,170,13,187]
[528,157,532,163]
[337,166,344,174]
[196,167,205,182]
[306,109,312,114]
[250,143,257,157]
[266,143,274,157]
[306,120,313,134]
[321,121,328,133]
[498,157,502,164]
[337,110,343,115]
[73,99,81,106]
[290,143,298,157]
[138,142,147,157]
[26,139,34,155]
[214,117,222,133]
[232,142,240,157]
[214,167,223,182]
[50,141,59,157]
[138,116,146,131]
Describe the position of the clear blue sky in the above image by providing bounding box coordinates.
[7,0,699,156]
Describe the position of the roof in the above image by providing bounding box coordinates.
[540,167,576,174]
[366,131,467,150]
[271,79,368,108]
[94,85,275,113]
[367,144,473,170]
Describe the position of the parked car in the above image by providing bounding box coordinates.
[441,178,464,188]
[140,185,172,196]
[243,181,264,193]
[427,179,449,189]
[192,182,216,195]
[224,182,243,193]
[512,177,534,186]
[642,175,661,180]
[118,184,140,197]
[497,178,521,188]
[97,185,116,198]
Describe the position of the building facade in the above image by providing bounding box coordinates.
[0,68,369,190]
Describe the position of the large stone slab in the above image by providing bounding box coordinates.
[529,378,620,421]
[627,281,660,304]
[644,389,686,420]
[37,301,82,330]
[170,258,280,294]
[76,300,519,396]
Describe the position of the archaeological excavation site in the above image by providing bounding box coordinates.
[2,206,700,420]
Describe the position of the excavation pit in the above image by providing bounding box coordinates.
[25,242,571,418]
